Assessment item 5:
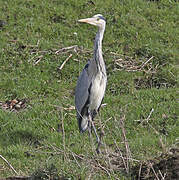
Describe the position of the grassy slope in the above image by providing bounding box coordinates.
[0,0,178,179]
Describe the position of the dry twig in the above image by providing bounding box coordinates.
[33,55,43,65]
[111,51,155,73]
[96,161,111,177]
[149,162,160,180]
[58,54,73,71]
[139,108,154,125]
[138,163,143,180]
[55,45,77,54]
[114,140,128,171]
[139,56,154,69]
[158,169,167,180]
[0,154,18,175]
[119,114,132,174]
[50,104,75,111]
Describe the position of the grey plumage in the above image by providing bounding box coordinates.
[75,14,107,146]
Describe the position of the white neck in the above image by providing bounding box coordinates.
[93,25,105,70]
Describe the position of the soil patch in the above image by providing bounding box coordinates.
[131,148,179,180]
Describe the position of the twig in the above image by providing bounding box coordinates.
[50,104,75,111]
[119,114,132,174]
[66,147,85,161]
[112,52,155,73]
[114,140,128,171]
[90,158,111,177]
[58,54,72,71]
[70,152,81,168]
[140,108,154,125]
[139,56,154,69]
[63,106,75,110]
[33,55,43,65]
[101,117,112,130]
[28,54,39,63]
[138,163,142,180]
[137,108,161,136]
[149,162,160,180]
[97,161,111,177]
[55,45,77,54]
[158,169,166,180]
[0,154,18,175]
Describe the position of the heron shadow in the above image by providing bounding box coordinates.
[0,129,44,147]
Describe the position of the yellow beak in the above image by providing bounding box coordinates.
[78,18,97,26]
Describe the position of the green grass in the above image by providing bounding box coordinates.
[0,0,178,179]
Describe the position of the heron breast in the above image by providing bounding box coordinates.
[89,73,106,111]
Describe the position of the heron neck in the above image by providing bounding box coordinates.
[94,27,105,73]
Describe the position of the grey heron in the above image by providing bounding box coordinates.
[75,14,107,151]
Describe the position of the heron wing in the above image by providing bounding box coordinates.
[75,62,92,118]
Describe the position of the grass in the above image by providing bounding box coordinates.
[0,0,178,179]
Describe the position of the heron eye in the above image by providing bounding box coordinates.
[97,18,100,21]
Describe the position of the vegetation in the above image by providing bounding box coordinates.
[0,0,178,179]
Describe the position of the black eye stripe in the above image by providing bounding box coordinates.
[98,16,106,21]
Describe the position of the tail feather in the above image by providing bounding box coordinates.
[78,115,89,133]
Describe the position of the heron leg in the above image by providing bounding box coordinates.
[88,113,100,146]
[88,121,92,140]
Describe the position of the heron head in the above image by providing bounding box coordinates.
[78,14,106,29]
